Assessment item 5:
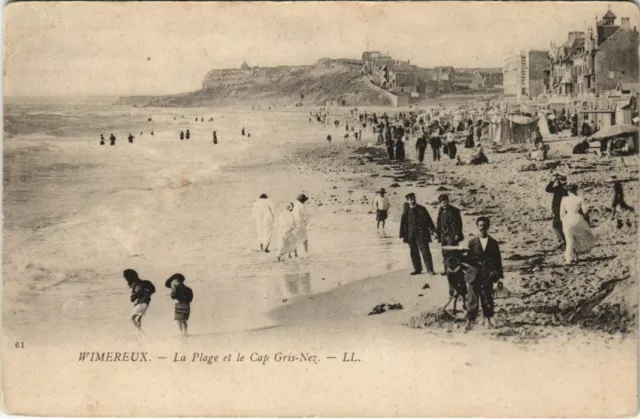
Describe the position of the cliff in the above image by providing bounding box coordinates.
[117,58,394,107]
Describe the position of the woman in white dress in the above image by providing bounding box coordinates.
[252,194,276,252]
[276,203,298,262]
[292,193,310,254]
[560,184,596,264]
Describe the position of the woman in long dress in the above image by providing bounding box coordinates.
[292,194,310,253]
[560,185,596,264]
[252,193,276,252]
[276,203,298,262]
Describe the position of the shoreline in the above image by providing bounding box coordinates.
[278,132,638,339]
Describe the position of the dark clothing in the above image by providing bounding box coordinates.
[376,210,388,221]
[436,205,464,272]
[467,275,494,321]
[416,137,428,163]
[465,236,503,320]
[109,134,116,146]
[400,204,436,272]
[546,181,567,244]
[545,181,567,216]
[432,147,441,161]
[447,268,468,302]
[386,139,395,160]
[171,283,193,304]
[131,280,155,306]
[465,133,475,148]
[447,142,457,159]
[409,238,434,273]
[395,141,406,161]
[400,204,436,244]
[612,182,634,213]
[572,141,589,154]
[436,205,463,245]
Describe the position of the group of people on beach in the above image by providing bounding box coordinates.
[252,193,310,262]
[374,188,504,330]
[123,269,193,337]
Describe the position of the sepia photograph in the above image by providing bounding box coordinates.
[3,1,639,416]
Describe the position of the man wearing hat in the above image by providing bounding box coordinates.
[435,194,464,274]
[545,174,568,250]
[399,192,436,275]
[373,188,391,230]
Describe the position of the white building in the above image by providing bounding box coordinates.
[503,50,548,103]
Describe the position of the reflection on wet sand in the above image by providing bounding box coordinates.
[283,271,312,296]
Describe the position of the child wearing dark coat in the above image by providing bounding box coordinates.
[165,273,193,337]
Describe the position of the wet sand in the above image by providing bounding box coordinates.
[3,102,638,416]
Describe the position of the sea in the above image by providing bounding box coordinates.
[3,96,412,342]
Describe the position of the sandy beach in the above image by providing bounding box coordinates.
[3,98,638,416]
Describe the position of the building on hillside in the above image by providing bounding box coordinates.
[544,9,639,98]
[503,50,548,102]
[240,61,251,71]
[361,51,395,89]
[390,61,418,94]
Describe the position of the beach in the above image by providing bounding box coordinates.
[3,97,638,416]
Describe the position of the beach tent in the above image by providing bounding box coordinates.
[508,115,539,144]
[537,112,551,138]
[489,117,511,144]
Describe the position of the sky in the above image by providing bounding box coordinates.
[4,1,639,96]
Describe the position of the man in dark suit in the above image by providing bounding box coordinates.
[464,217,503,331]
[435,194,464,275]
[399,193,436,275]
[545,174,568,250]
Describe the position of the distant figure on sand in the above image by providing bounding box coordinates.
[560,185,596,265]
[242,127,246,136]
[276,203,298,262]
[415,134,427,163]
[252,193,276,252]
[326,135,332,145]
[546,174,568,250]
[186,129,190,140]
[292,193,310,254]
[124,269,156,333]
[611,179,634,217]
[180,131,184,140]
[151,131,154,136]
[213,131,218,144]
[166,273,193,338]
[109,133,116,146]
[464,217,503,331]
[128,133,134,144]
[399,193,436,276]
[435,194,464,274]
[395,138,405,162]
[373,188,390,230]
[100,134,105,145]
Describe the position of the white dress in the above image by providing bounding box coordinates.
[276,210,297,256]
[292,201,309,242]
[252,199,275,247]
[560,193,596,263]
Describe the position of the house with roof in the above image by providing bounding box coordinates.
[544,9,639,98]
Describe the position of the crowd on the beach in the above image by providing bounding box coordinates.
[302,102,636,330]
[117,102,636,335]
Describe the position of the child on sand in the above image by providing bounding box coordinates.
[165,273,193,337]
[123,269,156,333]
